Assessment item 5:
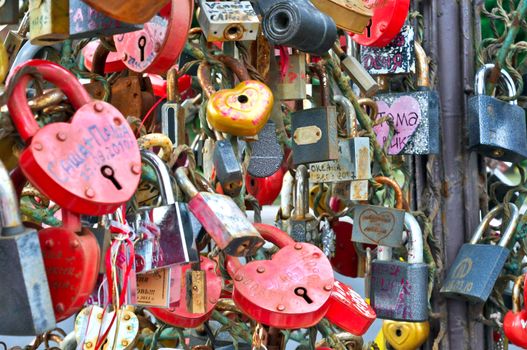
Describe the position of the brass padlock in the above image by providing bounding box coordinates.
[29,0,69,45]
[310,0,372,34]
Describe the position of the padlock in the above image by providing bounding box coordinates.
[372,42,440,155]
[81,0,170,24]
[325,280,376,336]
[275,51,307,101]
[330,220,372,278]
[370,213,429,321]
[213,133,243,197]
[247,120,284,178]
[198,56,274,137]
[332,36,379,97]
[149,257,222,328]
[291,63,338,165]
[310,0,372,34]
[197,0,259,42]
[503,274,527,348]
[440,203,520,303]
[352,0,410,47]
[113,0,193,74]
[261,0,337,56]
[309,95,371,183]
[382,320,430,350]
[361,25,416,75]
[162,66,186,146]
[467,64,527,162]
[38,209,100,321]
[175,166,264,257]
[290,165,319,243]
[0,160,55,336]
[29,0,69,45]
[352,176,405,247]
[69,0,142,39]
[4,12,30,67]
[226,223,334,329]
[0,0,18,24]
[0,40,8,84]
[246,167,285,206]
[7,60,142,216]
[139,150,199,270]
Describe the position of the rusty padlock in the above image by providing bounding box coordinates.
[6,59,141,216]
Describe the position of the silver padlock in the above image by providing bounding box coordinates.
[289,165,319,243]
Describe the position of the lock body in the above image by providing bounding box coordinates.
[198,1,259,42]
[29,0,69,45]
[440,244,510,303]
[310,0,371,34]
[352,205,405,247]
[247,121,283,178]
[370,259,428,321]
[275,52,307,101]
[214,140,243,197]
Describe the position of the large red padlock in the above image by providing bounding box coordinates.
[148,256,222,328]
[351,0,410,47]
[245,168,284,206]
[504,274,527,348]
[113,0,193,74]
[226,224,334,329]
[38,209,100,321]
[6,60,141,216]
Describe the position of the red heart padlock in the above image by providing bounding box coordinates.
[351,0,410,47]
[148,256,222,328]
[504,274,527,348]
[38,209,100,321]
[7,60,141,216]
[226,224,334,329]
[245,168,284,206]
[114,0,193,74]
[325,281,376,336]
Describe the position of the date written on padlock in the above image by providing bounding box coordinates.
[198,0,260,42]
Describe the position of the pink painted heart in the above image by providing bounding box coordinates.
[373,96,421,155]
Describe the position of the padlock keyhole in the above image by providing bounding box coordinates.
[294,287,313,304]
[238,95,249,104]
[101,166,122,190]
[396,329,402,337]
[366,19,372,37]
[138,36,147,61]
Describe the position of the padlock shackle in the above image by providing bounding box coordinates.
[90,42,110,77]
[7,60,93,142]
[280,170,294,219]
[138,133,174,162]
[415,42,430,88]
[474,64,517,105]
[334,95,357,138]
[358,98,379,131]
[197,61,216,99]
[141,150,176,206]
[405,213,423,264]
[377,246,392,261]
[512,274,525,313]
[166,66,181,103]
[175,167,200,199]
[469,203,519,246]
[308,63,330,107]
[0,160,23,235]
[215,55,251,82]
[294,165,309,218]
[373,176,405,210]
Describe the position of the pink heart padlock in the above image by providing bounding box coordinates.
[504,274,527,348]
[6,60,141,216]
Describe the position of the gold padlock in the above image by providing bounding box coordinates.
[29,0,69,45]
[382,320,430,350]
[310,0,372,34]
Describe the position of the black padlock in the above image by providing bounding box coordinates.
[248,120,283,178]
[262,0,337,55]
[213,133,243,197]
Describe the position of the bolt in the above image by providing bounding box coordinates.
[33,142,43,151]
[209,298,217,304]
[121,340,129,347]
[324,284,333,292]
[294,243,303,250]
[131,164,142,175]
[56,132,67,141]
[256,266,265,273]
[94,102,104,112]
[97,313,103,319]
[123,314,131,321]
[71,240,80,249]
[235,275,243,281]
[45,239,54,249]
[85,341,93,348]
[55,303,65,313]
[276,304,286,311]
[85,188,95,198]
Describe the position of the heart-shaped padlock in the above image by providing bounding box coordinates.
[75,305,139,350]
[382,320,430,350]
[39,209,100,321]
[504,274,527,348]
[7,60,142,216]
[149,256,222,328]
[198,56,273,137]
[226,224,334,329]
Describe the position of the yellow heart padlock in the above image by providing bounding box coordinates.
[198,55,273,137]
[382,320,430,350]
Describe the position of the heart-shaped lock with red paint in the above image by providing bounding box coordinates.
[148,256,222,328]
[198,55,273,137]
[504,274,527,348]
[226,224,334,329]
[39,209,100,321]
[325,280,376,336]
[113,0,193,74]
[7,60,141,216]
[352,0,410,48]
